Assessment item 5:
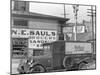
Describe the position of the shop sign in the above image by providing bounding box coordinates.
[12,28,29,38]
[12,28,57,49]
[12,28,57,37]
[73,25,85,33]
[65,42,92,54]
[63,27,73,33]
[63,26,85,34]
[29,36,57,49]
[28,30,57,49]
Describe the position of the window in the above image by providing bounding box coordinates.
[12,38,28,58]
[13,1,27,11]
[43,45,51,56]
[44,45,50,51]
[13,19,28,27]
[33,50,44,56]
[33,45,51,56]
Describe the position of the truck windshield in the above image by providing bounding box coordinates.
[33,45,51,56]
[33,50,44,56]
[43,45,51,56]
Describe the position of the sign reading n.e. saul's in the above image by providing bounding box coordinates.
[12,28,29,38]
[12,28,57,49]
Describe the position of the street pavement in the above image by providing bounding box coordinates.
[11,58,96,74]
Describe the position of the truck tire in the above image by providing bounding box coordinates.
[18,65,26,74]
[78,59,96,70]
[31,65,45,73]
[80,60,96,69]
[78,62,87,70]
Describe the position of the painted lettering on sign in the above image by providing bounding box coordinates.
[12,28,57,49]
[74,45,84,51]
[12,28,56,37]
[65,42,92,54]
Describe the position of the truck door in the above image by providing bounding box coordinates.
[52,42,65,69]
[42,44,53,68]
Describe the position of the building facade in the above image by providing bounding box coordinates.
[11,0,69,59]
[11,1,69,74]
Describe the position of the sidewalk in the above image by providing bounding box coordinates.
[11,59,21,74]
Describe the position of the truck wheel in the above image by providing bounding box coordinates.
[18,65,27,74]
[78,62,87,70]
[31,65,45,73]
[83,60,96,69]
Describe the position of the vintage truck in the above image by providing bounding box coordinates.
[17,40,96,74]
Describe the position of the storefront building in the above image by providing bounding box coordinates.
[11,1,69,59]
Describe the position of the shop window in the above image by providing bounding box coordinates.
[33,50,44,56]
[13,1,27,11]
[13,19,28,27]
[12,38,28,58]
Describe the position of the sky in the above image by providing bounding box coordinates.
[29,2,93,23]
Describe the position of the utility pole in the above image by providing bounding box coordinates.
[87,5,96,54]
[60,4,70,41]
[61,4,69,18]
[87,5,96,40]
[73,5,79,41]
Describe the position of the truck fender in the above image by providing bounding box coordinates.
[77,57,93,64]
[63,56,74,69]
[30,64,46,72]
